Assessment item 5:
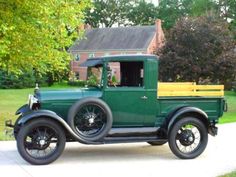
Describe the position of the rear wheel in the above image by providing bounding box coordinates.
[168,117,208,159]
[17,118,66,165]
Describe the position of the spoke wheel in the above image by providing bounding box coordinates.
[17,118,65,165]
[74,104,107,138]
[68,98,113,142]
[168,117,208,159]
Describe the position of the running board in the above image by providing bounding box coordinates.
[108,127,160,137]
[103,136,167,144]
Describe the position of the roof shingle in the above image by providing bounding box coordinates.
[69,25,156,52]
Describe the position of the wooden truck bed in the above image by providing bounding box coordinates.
[158,82,224,97]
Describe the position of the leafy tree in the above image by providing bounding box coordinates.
[85,0,133,27]
[218,0,236,39]
[126,0,158,26]
[159,16,236,88]
[157,0,191,29]
[0,0,91,84]
[190,0,218,17]
[219,0,236,21]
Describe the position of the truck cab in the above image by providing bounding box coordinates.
[100,55,158,127]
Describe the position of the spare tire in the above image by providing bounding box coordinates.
[67,98,113,142]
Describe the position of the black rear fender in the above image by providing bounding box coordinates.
[166,107,211,135]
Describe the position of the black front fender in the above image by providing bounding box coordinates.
[17,110,59,126]
[15,104,31,115]
[15,110,100,144]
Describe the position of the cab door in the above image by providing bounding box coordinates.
[103,60,150,127]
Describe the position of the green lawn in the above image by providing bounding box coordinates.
[219,171,236,177]
[0,83,78,140]
[219,91,236,124]
[0,88,236,140]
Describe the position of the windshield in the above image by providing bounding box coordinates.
[87,66,103,87]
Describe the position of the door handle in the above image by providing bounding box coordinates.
[141,96,148,99]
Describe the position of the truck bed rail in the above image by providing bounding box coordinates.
[158,82,224,97]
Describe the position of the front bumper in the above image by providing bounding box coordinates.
[5,104,31,138]
[4,119,14,138]
[5,119,14,128]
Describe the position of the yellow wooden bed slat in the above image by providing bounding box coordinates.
[158,82,224,97]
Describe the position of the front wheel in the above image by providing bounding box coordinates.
[168,117,208,159]
[17,118,66,165]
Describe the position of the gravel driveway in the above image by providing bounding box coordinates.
[0,123,236,177]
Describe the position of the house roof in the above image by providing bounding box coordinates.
[69,26,156,52]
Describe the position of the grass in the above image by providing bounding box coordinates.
[219,171,236,177]
[0,87,236,140]
[219,91,236,124]
[0,83,78,140]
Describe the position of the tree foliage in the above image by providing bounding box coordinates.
[126,0,158,26]
[159,16,236,88]
[157,0,187,29]
[85,0,132,27]
[0,0,91,81]
[219,0,236,39]
[189,0,218,17]
[85,0,160,27]
[86,0,236,32]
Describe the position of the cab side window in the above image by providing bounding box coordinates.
[107,61,144,87]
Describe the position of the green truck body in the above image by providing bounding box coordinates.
[7,55,226,165]
[39,55,224,126]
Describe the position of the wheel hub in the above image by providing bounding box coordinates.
[34,135,50,149]
[74,104,108,137]
[39,139,46,146]
[85,113,96,126]
[179,129,195,146]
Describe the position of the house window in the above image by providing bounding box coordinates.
[120,52,126,55]
[136,52,143,54]
[104,52,110,56]
[89,53,95,58]
[75,54,80,61]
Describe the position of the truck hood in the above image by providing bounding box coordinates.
[38,87,102,102]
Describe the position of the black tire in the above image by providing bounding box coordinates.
[168,117,208,159]
[17,118,66,165]
[68,98,113,142]
[147,141,167,146]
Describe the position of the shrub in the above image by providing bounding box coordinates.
[158,16,236,89]
[86,74,99,87]
[0,70,52,89]
[0,70,35,89]
[67,80,86,87]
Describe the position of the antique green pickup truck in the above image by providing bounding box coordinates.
[6,54,226,165]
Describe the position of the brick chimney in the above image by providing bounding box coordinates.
[84,24,92,30]
[78,24,92,32]
[155,19,165,49]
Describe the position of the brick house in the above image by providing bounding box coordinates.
[69,19,165,80]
